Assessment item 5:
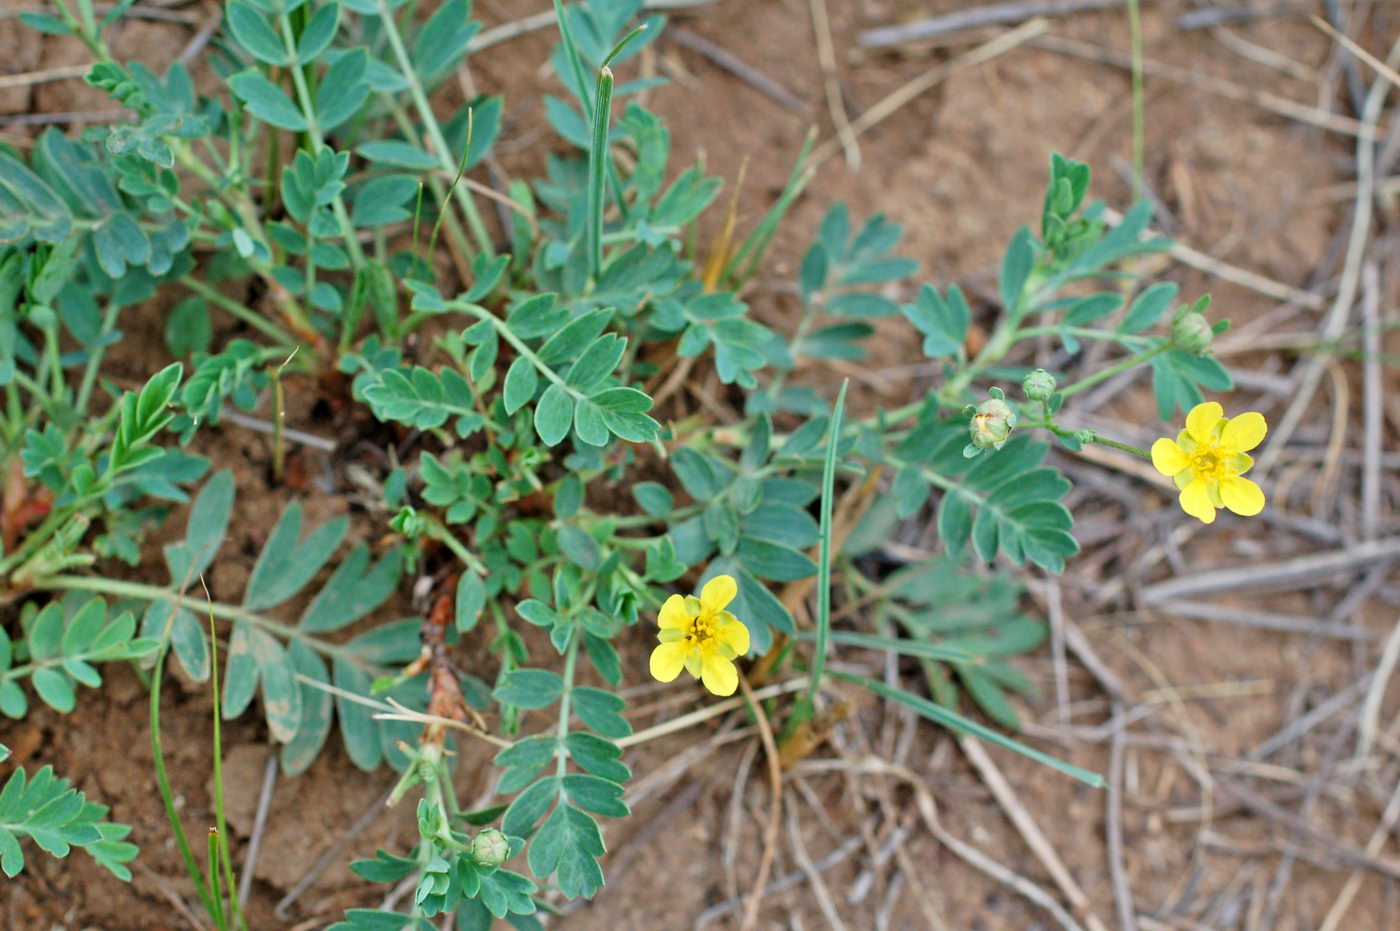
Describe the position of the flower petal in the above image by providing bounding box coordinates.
[716,617,750,657]
[1178,479,1216,524]
[649,642,688,682]
[1185,401,1224,443]
[1220,475,1265,516]
[657,594,689,629]
[700,574,738,615]
[700,654,739,696]
[1221,412,1267,453]
[1151,438,1189,477]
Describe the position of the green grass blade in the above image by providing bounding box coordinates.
[207,829,227,931]
[552,0,594,123]
[808,379,848,702]
[851,673,1105,788]
[586,67,616,281]
[150,608,218,920]
[807,629,984,664]
[722,128,815,286]
[204,581,246,931]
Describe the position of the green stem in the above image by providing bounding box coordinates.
[1013,324,1149,346]
[0,506,79,577]
[1056,342,1169,399]
[1088,435,1150,458]
[1126,0,1146,198]
[179,276,300,347]
[171,143,317,342]
[74,301,121,415]
[206,598,246,931]
[52,0,109,58]
[451,301,585,402]
[277,13,367,271]
[381,95,477,269]
[150,624,219,920]
[41,575,383,672]
[554,631,580,778]
[422,516,489,576]
[374,0,494,256]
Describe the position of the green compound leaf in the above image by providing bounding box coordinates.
[493,669,564,710]
[1149,348,1233,420]
[570,687,630,739]
[221,620,302,742]
[243,502,348,612]
[315,48,370,130]
[572,398,608,447]
[163,467,234,586]
[632,481,672,516]
[225,1,287,65]
[502,776,560,837]
[502,356,539,415]
[361,366,485,438]
[533,383,574,446]
[494,735,559,794]
[298,545,402,633]
[999,225,1036,311]
[527,802,605,900]
[4,598,154,719]
[355,140,437,170]
[296,1,340,64]
[0,764,138,879]
[229,70,307,131]
[142,476,409,770]
[561,773,628,818]
[897,422,1078,573]
[1118,281,1179,334]
[901,283,970,359]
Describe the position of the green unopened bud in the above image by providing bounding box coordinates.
[472,828,510,867]
[390,505,425,539]
[1171,311,1213,354]
[1022,368,1057,401]
[970,397,1016,451]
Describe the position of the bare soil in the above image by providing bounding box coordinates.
[4,0,1399,929]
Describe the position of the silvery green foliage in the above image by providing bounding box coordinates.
[0,0,1238,922]
[0,762,138,880]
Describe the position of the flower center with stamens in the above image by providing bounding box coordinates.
[684,617,717,651]
[1188,441,1232,483]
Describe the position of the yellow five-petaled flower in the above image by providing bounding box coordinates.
[1151,401,1267,525]
[649,574,751,697]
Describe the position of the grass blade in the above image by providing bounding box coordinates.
[586,67,616,281]
[851,673,1105,788]
[808,379,848,702]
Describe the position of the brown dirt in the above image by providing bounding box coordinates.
[4,0,1398,929]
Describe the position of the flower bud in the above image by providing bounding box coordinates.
[970,397,1016,451]
[1022,368,1057,401]
[471,828,510,867]
[390,505,424,538]
[1171,311,1213,354]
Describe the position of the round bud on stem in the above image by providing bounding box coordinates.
[970,397,1016,451]
[1171,311,1213,354]
[471,828,511,867]
[1022,368,1057,401]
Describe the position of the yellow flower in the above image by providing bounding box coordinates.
[648,574,750,697]
[1151,401,1266,524]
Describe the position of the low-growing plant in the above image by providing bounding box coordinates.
[0,0,1265,924]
